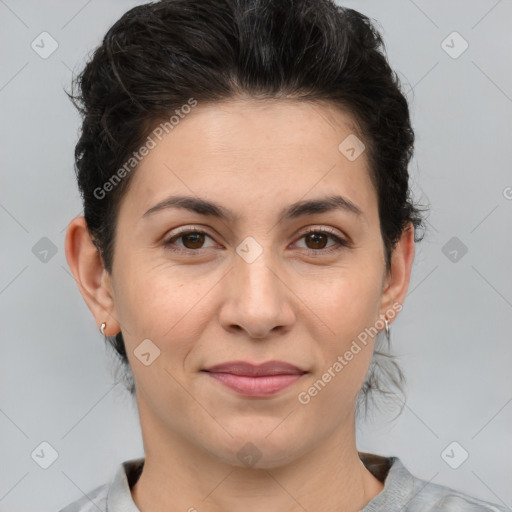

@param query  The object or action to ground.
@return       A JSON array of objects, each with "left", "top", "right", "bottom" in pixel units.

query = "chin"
[{"left": 202, "top": 424, "right": 312, "bottom": 470}]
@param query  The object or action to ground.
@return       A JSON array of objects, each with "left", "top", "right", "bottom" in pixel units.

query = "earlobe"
[
  {"left": 64, "top": 216, "right": 120, "bottom": 335},
  {"left": 379, "top": 223, "right": 415, "bottom": 325}
]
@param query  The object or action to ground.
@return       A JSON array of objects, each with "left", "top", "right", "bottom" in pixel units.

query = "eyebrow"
[{"left": 141, "top": 194, "right": 363, "bottom": 223}]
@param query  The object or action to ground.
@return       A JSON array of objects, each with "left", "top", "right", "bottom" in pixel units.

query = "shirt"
[{"left": 58, "top": 452, "right": 508, "bottom": 511}]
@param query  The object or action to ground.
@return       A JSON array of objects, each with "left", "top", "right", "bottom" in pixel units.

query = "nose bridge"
[
  {"left": 221, "top": 235, "right": 294, "bottom": 338},
  {"left": 236, "top": 236, "right": 282, "bottom": 307}
]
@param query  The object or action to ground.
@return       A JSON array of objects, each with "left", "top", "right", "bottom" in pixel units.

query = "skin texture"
[{"left": 66, "top": 98, "right": 415, "bottom": 512}]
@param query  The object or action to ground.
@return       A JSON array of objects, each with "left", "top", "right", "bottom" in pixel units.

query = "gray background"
[{"left": 1, "top": 1, "right": 511, "bottom": 510}]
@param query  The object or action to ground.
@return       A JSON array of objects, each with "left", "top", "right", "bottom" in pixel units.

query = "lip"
[
  {"left": 202, "top": 360, "right": 307, "bottom": 397},
  {"left": 204, "top": 360, "right": 306, "bottom": 376}
]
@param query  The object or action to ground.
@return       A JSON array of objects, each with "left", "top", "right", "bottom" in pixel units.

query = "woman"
[{"left": 61, "top": 0, "right": 506, "bottom": 510}]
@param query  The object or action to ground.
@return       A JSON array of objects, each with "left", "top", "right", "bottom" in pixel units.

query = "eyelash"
[{"left": 163, "top": 226, "right": 349, "bottom": 256}]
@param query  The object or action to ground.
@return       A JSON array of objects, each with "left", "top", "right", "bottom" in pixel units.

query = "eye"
[
  {"left": 164, "top": 227, "right": 217, "bottom": 253},
  {"left": 163, "top": 226, "right": 350, "bottom": 256},
  {"left": 294, "top": 227, "right": 349, "bottom": 255}
]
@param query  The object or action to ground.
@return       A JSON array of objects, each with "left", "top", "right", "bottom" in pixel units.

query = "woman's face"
[{"left": 86, "top": 99, "right": 412, "bottom": 467}]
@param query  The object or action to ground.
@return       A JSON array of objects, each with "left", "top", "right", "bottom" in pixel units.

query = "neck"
[{"left": 131, "top": 401, "right": 384, "bottom": 512}]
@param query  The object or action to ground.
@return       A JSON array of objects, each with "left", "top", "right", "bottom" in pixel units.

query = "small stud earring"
[
  {"left": 100, "top": 322, "right": 107, "bottom": 335},
  {"left": 384, "top": 318, "right": 391, "bottom": 344}
]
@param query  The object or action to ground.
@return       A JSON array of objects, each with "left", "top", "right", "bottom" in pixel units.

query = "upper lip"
[{"left": 203, "top": 360, "right": 307, "bottom": 376}]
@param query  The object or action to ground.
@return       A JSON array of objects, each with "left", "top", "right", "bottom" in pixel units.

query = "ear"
[
  {"left": 379, "top": 222, "right": 415, "bottom": 325},
  {"left": 65, "top": 216, "right": 120, "bottom": 336}
]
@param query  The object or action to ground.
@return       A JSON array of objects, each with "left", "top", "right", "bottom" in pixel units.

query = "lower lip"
[{"left": 205, "top": 372, "right": 304, "bottom": 397}]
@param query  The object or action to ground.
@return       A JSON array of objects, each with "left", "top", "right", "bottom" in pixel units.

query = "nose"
[{"left": 218, "top": 249, "right": 296, "bottom": 339}]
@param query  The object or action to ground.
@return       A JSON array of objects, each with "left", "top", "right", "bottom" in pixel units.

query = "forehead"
[{"left": 119, "top": 98, "right": 377, "bottom": 222}]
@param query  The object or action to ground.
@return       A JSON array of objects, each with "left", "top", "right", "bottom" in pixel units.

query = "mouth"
[{"left": 201, "top": 360, "right": 308, "bottom": 397}]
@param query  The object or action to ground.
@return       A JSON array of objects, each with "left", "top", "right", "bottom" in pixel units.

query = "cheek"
[
  {"left": 113, "top": 256, "right": 216, "bottom": 356},
  {"left": 298, "top": 260, "right": 384, "bottom": 402},
  {"left": 305, "top": 262, "right": 383, "bottom": 339},
  {"left": 295, "top": 274, "right": 382, "bottom": 413}
]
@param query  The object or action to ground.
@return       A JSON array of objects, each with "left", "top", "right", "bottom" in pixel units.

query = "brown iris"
[
  {"left": 304, "top": 232, "right": 328, "bottom": 250},
  {"left": 181, "top": 232, "right": 206, "bottom": 249}
]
